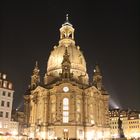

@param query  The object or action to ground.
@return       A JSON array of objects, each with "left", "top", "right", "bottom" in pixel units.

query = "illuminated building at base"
[
  {"left": 110, "top": 108, "right": 140, "bottom": 139},
  {"left": 0, "top": 73, "right": 18, "bottom": 136},
  {"left": 24, "top": 15, "right": 110, "bottom": 140}
]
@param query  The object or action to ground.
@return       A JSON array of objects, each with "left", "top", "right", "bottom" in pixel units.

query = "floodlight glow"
[{"left": 110, "top": 98, "right": 120, "bottom": 109}]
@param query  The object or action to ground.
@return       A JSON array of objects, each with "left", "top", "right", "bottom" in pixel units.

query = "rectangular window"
[
  {"left": 63, "top": 111, "right": 69, "bottom": 123},
  {"left": 5, "top": 112, "right": 9, "bottom": 118},
  {"left": 7, "top": 102, "right": 10, "bottom": 107},
  {"left": 1, "top": 101, "right": 4, "bottom": 106},
  {"left": 63, "top": 98, "right": 69, "bottom": 123},
  {"left": 0, "top": 111, "right": 3, "bottom": 117},
  {"left": 2, "top": 91, "right": 6, "bottom": 96},
  {"left": 2, "top": 74, "right": 6, "bottom": 79},
  {"left": 8, "top": 92, "right": 11, "bottom": 97}
]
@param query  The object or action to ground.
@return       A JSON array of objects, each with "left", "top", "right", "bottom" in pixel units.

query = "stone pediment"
[
  {"left": 49, "top": 82, "right": 83, "bottom": 95},
  {"left": 31, "top": 85, "right": 48, "bottom": 94}
]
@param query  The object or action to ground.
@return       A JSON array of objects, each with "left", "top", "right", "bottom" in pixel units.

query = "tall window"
[
  {"left": 8, "top": 83, "right": 12, "bottom": 89},
  {"left": 1, "top": 101, "right": 4, "bottom": 107},
  {"left": 3, "top": 81, "right": 7, "bottom": 88},
  {"left": 7, "top": 102, "right": 10, "bottom": 107},
  {"left": 2, "top": 91, "right": 6, "bottom": 96},
  {"left": 5, "top": 112, "right": 9, "bottom": 118},
  {"left": 8, "top": 92, "right": 11, "bottom": 97},
  {"left": 63, "top": 98, "right": 69, "bottom": 123},
  {"left": 0, "top": 111, "right": 3, "bottom": 117}
]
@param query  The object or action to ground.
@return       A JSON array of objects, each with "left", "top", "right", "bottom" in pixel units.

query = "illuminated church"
[{"left": 24, "top": 15, "right": 110, "bottom": 140}]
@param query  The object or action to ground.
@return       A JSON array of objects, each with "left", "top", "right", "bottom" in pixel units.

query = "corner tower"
[{"left": 31, "top": 61, "right": 40, "bottom": 89}]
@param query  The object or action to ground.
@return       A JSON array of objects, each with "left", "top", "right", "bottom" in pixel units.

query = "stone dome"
[
  {"left": 45, "top": 15, "right": 88, "bottom": 84},
  {"left": 47, "top": 44, "right": 87, "bottom": 75}
]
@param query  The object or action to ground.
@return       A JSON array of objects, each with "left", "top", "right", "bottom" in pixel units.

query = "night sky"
[{"left": 0, "top": 0, "right": 140, "bottom": 110}]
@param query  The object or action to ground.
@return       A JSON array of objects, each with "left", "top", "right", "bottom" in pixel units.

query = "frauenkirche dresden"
[{"left": 24, "top": 15, "right": 110, "bottom": 140}]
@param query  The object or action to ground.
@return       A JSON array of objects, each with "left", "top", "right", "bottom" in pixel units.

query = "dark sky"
[{"left": 0, "top": 0, "right": 140, "bottom": 110}]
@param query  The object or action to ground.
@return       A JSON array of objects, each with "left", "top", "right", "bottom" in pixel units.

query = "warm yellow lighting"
[
  {"left": 12, "top": 130, "right": 18, "bottom": 136},
  {"left": 131, "top": 132, "right": 140, "bottom": 138},
  {"left": 2, "top": 74, "right": 6, "bottom": 79},
  {"left": 3, "top": 81, "right": 7, "bottom": 88},
  {"left": 40, "top": 131, "right": 46, "bottom": 139},
  {"left": 112, "top": 133, "right": 119, "bottom": 138},
  {"left": 86, "top": 131, "right": 94, "bottom": 140},
  {"left": 48, "top": 129, "right": 54, "bottom": 139},
  {"left": 97, "top": 131, "right": 103, "bottom": 139},
  {"left": 8, "top": 83, "right": 12, "bottom": 89},
  {"left": 29, "top": 132, "right": 34, "bottom": 138},
  {"left": 91, "top": 120, "right": 95, "bottom": 125},
  {"left": 63, "top": 86, "right": 69, "bottom": 92},
  {"left": 77, "top": 129, "right": 84, "bottom": 139}
]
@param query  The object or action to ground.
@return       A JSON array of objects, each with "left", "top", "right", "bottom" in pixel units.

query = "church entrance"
[{"left": 63, "top": 128, "right": 68, "bottom": 139}]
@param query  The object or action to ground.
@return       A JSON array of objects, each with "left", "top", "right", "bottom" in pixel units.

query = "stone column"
[{"left": 84, "top": 95, "right": 88, "bottom": 124}]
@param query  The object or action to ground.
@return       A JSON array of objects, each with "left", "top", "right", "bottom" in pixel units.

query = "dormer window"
[
  {"left": 3, "top": 81, "right": 7, "bottom": 88},
  {"left": 8, "top": 83, "right": 12, "bottom": 89}
]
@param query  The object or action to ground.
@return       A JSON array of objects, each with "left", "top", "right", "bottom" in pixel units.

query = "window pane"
[
  {"left": 63, "top": 111, "right": 68, "bottom": 116},
  {"left": 63, "top": 98, "right": 69, "bottom": 105},
  {"left": 8, "top": 92, "right": 11, "bottom": 97},
  {"left": 3, "top": 81, "right": 7, "bottom": 88},
  {"left": 63, "top": 105, "right": 68, "bottom": 110},
  {"left": 8, "top": 83, "right": 12, "bottom": 89},
  {"left": 63, "top": 98, "right": 69, "bottom": 123},
  {"left": 2, "top": 91, "right": 6, "bottom": 96},
  {"left": 0, "top": 111, "right": 3, "bottom": 117},
  {"left": 1, "top": 101, "right": 4, "bottom": 106},
  {"left": 63, "top": 111, "right": 69, "bottom": 123},
  {"left": 63, "top": 117, "right": 69, "bottom": 123},
  {"left": 7, "top": 102, "right": 10, "bottom": 107},
  {"left": 6, "top": 112, "right": 9, "bottom": 118}
]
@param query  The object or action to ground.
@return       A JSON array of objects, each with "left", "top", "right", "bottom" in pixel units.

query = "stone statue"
[{"left": 118, "top": 117, "right": 125, "bottom": 138}]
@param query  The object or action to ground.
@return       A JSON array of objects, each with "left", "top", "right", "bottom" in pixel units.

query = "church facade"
[{"left": 24, "top": 16, "right": 110, "bottom": 140}]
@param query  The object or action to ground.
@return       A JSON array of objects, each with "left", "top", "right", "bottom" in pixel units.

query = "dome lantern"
[{"left": 59, "top": 14, "right": 75, "bottom": 46}]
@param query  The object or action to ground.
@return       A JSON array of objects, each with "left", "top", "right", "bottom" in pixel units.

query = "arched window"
[
  {"left": 63, "top": 98, "right": 69, "bottom": 123},
  {"left": 68, "top": 32, "right": 72, "bottom": 38}
]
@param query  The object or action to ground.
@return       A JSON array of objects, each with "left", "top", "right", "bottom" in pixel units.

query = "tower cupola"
[
  {"left": 31, "top": 61, "right": 40, "bottom": 89},
  {"left": 93, "top": 64, "right": 103, "bottom": 90},
  {"left": 59, "top": 14, "right": 75, "bottom": 46}
]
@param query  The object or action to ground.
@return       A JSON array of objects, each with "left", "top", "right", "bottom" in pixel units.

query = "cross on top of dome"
[
  {"left": 62, "top": 14, "right": 73, "bottom": 27},
  {"left": 66, "top": 14, "right": 68, "bottom": 21}
]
